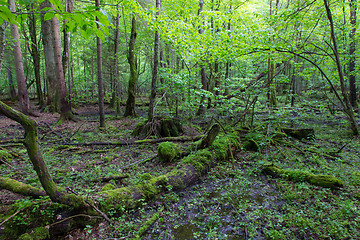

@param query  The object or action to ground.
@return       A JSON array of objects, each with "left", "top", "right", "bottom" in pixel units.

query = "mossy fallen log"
[
  {"left": 282, "top": 127, "right": 315, "bottom": 140},
  {"left": 98, "top": 125, "right": 241, "bottom": 212},
  {"left": 158, "top": 142, "right": 181, "bottom": 162},
  {"left": 262, "top": 163, "right": 343, "bottom": 189},
  {"left": 0, "top": 177, "right": 46, "bottom": 198}
]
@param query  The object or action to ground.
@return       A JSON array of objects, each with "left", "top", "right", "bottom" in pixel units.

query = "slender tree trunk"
[
  {"left": 0, "top": 22, "right": 8, "bottom": 74},
  {"left": 148, "top": 0, "right": 161, "bottom": 122},
  {"left": 124, "top": 15, "right": 138, "bottom": 117},
  {"left": 323, "top": 0, "right": 358, "bottom": 135},
  {"left": 268, "top": 0, "right": 278, "bottom": 108},
  {"left": 197, "top": 0, "right": 208, "bottom": 116},
  {"left": 96, "top": 0, "right": 105, "bottom": 127},
  {"left": 9, "top": 0, "right": 30, "bottom": 114},
  {"left": 28, "top": 9, "right": 44, "bottom": 107},
  {"left": 7, "top": 68, "right": 16, "bottom": 100},
  {"left": 349, "top": 0, "right": 357, "bottom": 107},
  {"left": 63, "top": 0, "right": 73, "bottom": 107},
  {"left": 114, "top": 10, "right": 120, "bottom": 100}
]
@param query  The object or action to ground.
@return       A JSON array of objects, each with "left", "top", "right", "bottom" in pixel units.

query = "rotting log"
[
  {"left": 0, "top": 177, "right": 46, "bottom": 198},
  {"left": 0, "top": 100, "right": 86, "bottom": 209},
  {"left": 262, "top": 163, "right": 343, "bottom": 189},
  {"left": 98, "top": 124, "right": 241, "bottom": 212},
  {"left": 64, "top": 135, "right": 204, "bottom": 146},
  {"left": 282, "top": 127, "right": 315, "bottom": 140}
]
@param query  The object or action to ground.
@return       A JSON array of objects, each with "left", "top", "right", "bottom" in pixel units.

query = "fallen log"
[
  {"left": 64, "top": 135, "right": 204, "bottom": 146},
  {"left": 0, "top": 177, "right": 46, "bottom": 198},
  {"left": 262, "top": 163, "right": 343, "bottom": 189},
  {"left": 98, "top": 124, "right": 241, "bottom": 212}
]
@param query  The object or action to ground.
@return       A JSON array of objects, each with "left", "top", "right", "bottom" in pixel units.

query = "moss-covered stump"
[
  {"left": 0, "top": 177, "right": 46, "bottom": 198},
  {"left": 262, "top": 163, "right": 343, "bottom": 189},
  {"left": 282, "top": 127, "right": 315, "bottom": 140},
  {"left": 98, "top": 132, "right": 241, "bottom": 212},
  {"left": 158, "top": 142, "right": 181, "bottom": 162},
  {"left": 132, "top": 117, "right": 182, "bottom": 138}
]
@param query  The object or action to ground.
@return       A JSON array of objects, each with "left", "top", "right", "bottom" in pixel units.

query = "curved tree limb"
[{"left": 0, "top": 100, "right": 86, "bottom": 209}]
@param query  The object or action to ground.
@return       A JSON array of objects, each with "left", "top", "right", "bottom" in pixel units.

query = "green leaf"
[{"left": 44, "top": 12, "right": 55, "bottom": 21}]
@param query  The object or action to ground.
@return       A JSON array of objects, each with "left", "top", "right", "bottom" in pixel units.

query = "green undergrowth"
[{"left": 1, "top": 103, "right": 360, "bottom": 239}]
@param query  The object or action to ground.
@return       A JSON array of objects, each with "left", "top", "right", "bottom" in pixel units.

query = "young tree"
[
  {"left": 196, "top": 0, "right": 208, "bottom": 115},
  {"left": 349, "top": 0, "right": 357, "bottom": 107},
  {"left": 148, "top": 0, "right": 161, "bottom": 122},
  {"left": 124, "top": 15, "right": 138, "bottom": 117},
  {"left": 9, "top": 0, "right": 30, "bottom": 114},
  {"left": 96, "top": 0, "right": 105, "bottom": 127},
  {"left": 28, "top": 7, "right": 44, "bottom": 107},
  {"left": 323, "top": 0, "right": 358, "bottom": 135}
]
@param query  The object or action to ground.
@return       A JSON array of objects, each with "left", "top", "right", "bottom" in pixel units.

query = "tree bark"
[
  {"left": 41, "top": 0, "right": 73, "bottom": 120},
  {"left": 349, "top": 0, "right": 357, "bottom": 107},
  {"left": 124, "top": 15, "right": 138, "bottom": 117},
  {"left": 96, "top": 0, "right": 105, "bottom": 127},
  {"left": 7, "top": 68, "right": 16, "bottom": 100},
  {"left": 9, "top": 0, "right": 30, "bottom": 114},
  {"left": 0, "top": 22, "right": 8, "bottom": 74},
  {"left": 0, "top": 101, "right": 86, "bottom": 209},
  {"left": 148, "top": 0, "right": 161, "bottom": 122},
  {"left": 40, "top": 1, "right": 58, "bottom": 111},
  {"left": 28, "top": 8, "right": 44, "bottom": 107}
]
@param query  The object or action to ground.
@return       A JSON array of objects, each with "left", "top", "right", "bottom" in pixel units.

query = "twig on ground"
[
  {"left": 66, "top": 187, "right": 112, "bottom": 224},
  {"left": 0, "top": 210, "right": 21, "bottom": 226}
]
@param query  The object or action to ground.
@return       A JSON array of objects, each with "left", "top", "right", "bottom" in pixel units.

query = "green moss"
[
  {"left": 100, "top": 187, "right": 136, "bottom": 211},
  {"left": 262, "top": 163, "right": 344, "bottom": 189},
  {"left": 18, "top": 233, "right": 33, "bottom": 240},
  {"left": 101, "top": 183, "right": 116, "bottom": 192},
  {"left": 158, "top": 142, "right": 180, "bottom": 162},
  {"left": 141, "top": 173, "right": 153, "bottom": 181},
  {"left": 31, "top": 227, "right": 50, "bottom": 240},
  {"left": 182, "top": 149, "right": 212, "bottom": 174},
  {"left": 137, "top": 212, "right": 159, "bottom": 237},
  {"left": 211, "top": 134, "right": 241, "bottom": 159}
]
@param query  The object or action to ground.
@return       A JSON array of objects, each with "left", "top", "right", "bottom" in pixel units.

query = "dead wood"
[
  {"left": 0, "top": 177, "right": 46, "bottom": 198},
  {"left": 89, "top": 174, "right": 130, "bottom": 182},
  {"left": 64, "top": 135, "right": 203, "bottom": 146}
]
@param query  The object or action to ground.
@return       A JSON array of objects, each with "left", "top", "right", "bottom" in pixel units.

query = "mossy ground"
[{"left": 0, "top": 100, "right": 360, "bottom": 239}]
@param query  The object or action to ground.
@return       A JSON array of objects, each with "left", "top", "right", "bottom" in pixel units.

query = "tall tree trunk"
[
  {"left": 0, "top": 22, "right": 8, "bottom": 74},
  {"left": 40, "top": 1, "right": 59, "bottom": 111},
  {"left": 9, "top": 0, "right": 30, "bottom": 114},
  {"left": 96, "top": 0, "right": 105, "bottom": 127},
  {"left": 197, "top": 0, "right": 208, "bottom": 116},
  {"left": 268, "top": 0, "right": 278, "bottom": 108},
  {"left": 323, "top": 0, "right": 358, "bottom": 135},
  {"left": 148, "top": 0, "right": 161, "bottom": 122},
  {"left": 28, "top": 8, "right": 44, "bottom": 107},
  {"left": 349, "top": 0, "right": 357, "bottom": 107},
  {"left": 41, "top": 0, "right": 73, "bottom": 120},
  {"left": 62, "top": 0, "right": 73, "bottom": 107},
  {"left": 7, "top": 68, "right": 16, "bottom": 100},
  {"left": 124, "top": 15, "right": 138, "bottom": 117}
]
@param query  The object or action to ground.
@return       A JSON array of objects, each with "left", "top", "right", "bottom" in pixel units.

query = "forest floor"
[{"left": 0, "top": 99, "right": 360, "bottom": 239}]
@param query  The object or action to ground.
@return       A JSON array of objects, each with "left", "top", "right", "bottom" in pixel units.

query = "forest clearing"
[{"left": 0, "top": 0, "right": 360, "bottom": 239}]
